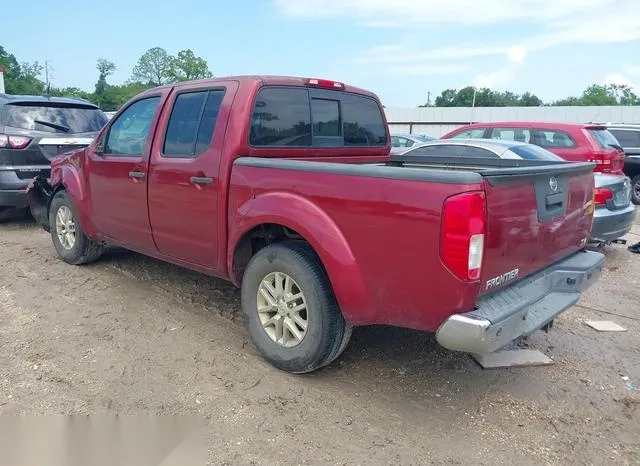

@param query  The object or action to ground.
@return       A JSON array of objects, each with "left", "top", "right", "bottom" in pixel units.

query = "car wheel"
[
  {"left": 241, "top": 240, "right": 350, "bottom": 374},
  {"left": 631, "top": 175, "right": 640, "bottom": 205},
  {"left": 49, "top": 191, "right": 103, "bottom": 265}
]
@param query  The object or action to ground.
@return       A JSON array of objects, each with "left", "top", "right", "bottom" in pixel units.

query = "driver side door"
[{"left": 87, "top": 93, "right": 166, "bottom": 251}]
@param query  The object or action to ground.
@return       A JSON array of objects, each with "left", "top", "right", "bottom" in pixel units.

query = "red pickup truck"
[{"left": 27, "top": 76, "right": 605, "bottom": 374}]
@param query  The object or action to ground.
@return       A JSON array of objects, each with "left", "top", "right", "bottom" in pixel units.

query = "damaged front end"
[{"left": 26, "top": 175, "right": 55, "bottom": 232}]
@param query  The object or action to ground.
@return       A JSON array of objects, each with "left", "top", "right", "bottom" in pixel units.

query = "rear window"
[
  {"left": 587, "top": 128, "right": 620, "bottom": 150},
  {"left": 249, "top": 87, "right": 387, "bottom": 147},
  {"left": 508, "top": 144, "right": 565, "bottom": 161},
  {"left": 608, "top": 129, "right": 640, "bottom": 148},
  {"left": 2, "top": 103, "right": 108, "bottom": 134}
]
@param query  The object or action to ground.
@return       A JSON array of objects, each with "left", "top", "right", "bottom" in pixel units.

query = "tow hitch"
[{"left": 26, "top": 175, "right": 54, "bottom": 232}]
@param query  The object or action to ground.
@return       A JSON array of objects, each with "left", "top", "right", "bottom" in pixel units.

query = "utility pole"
[
  {"left": 427, "top": 91, "right": 431, "bottom": 106},
  {"left": 44, "top": 61, "right": 50, "bottom": 97},
  {"left": 470, "top": 87, "right": 477, "bottom": 123}
]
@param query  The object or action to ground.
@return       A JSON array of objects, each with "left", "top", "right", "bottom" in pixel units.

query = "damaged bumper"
[{"left": 26, "top": 175, "right": 54, "bottom": 232}]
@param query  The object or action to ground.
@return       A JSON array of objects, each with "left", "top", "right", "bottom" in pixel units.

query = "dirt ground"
[{"left": 1, "top": 216, "right": 639, "bottom": 465}]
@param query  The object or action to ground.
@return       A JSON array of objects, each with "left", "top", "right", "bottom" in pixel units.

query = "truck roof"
[
  {"left": 138, "top": 75, "right": 380, "bottom": 100},
  {"left": 0, "top": 93, "right": 99, "bottom": 108}
]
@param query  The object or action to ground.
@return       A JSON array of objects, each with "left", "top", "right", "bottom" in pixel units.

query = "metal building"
[{"left": 385, "top": 106, "right": 640, "bottom": 138}]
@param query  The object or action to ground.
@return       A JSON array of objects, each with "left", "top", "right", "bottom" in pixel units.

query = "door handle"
[
  {"left": 129, "top": 171, "right": 145, "bottom": 179},
  {"left": 190, "top": 176, "right": 213, "bottom": 185}
]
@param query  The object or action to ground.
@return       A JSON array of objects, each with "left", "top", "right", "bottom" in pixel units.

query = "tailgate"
[{"left": 479, "top": 162, "right": 595, "bottom": 295}]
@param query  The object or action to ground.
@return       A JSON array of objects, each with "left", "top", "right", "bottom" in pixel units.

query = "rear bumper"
[
  {"left": 0, "top": 189, "right": 28, "bottom": 209},
  {"left": 26, "top": 175, "right": 54, "bottom": 232},
  {"left": 0, "top": 166, "right": 50, "bottom": 208},
  {"left": 435, "top": 250, "right": 605, "bottom": 354},
  {"left": 590, "top": 204, "right": 636, "bottom": 243}
]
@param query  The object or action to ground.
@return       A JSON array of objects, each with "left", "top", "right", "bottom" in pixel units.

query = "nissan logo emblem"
[{"left": 549, "top": 176, "right": 558, "bottom": 192}]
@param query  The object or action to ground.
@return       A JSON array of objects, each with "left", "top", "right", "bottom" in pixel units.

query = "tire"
[
  {"left": 49, "top": 191, "right": 103, "bottom": 265},
  {"left": 631, "top": 174, "right": 640, "bottom": 206},
  {"left": 241, "top": 240, "right": 350, "bottom": 374}
]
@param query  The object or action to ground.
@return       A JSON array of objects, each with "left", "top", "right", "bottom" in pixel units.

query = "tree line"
[
  {"left": 2, "top": 44, "right": 639, "bottom": 110},
  {"left": 422, "top": 83, "right": 640, "bottom": 107},
  {"left": 0, "top": 45, "right": 212, "bottom": 111}
]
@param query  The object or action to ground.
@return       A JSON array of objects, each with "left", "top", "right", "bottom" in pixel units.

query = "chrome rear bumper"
[{"left": 435, "top": 250, "right": 605, "bottom": 354}]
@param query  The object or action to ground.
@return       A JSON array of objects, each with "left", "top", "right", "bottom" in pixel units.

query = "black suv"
[
  {"left": 0, "top": 94, "right": 108, "bottom": 220},
  {"left": 604, "top": 124, "right": 640, "bottom": 204}
]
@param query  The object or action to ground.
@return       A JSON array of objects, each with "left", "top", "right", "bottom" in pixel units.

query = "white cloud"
[
  {"left": 273, "top": 0, "right": 617, "bottom": 27},
  {"left": 473, "top": 46, "right": 527, "bottom": 88},
  {"left": 624, "top": 64, "right": 640, "bottom": 77},
  {"left": 603, "top": 73, "right": 639, "bottom": 92}
]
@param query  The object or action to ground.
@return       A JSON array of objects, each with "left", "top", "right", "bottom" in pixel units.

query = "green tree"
[
  {"left": 131, "top": 47, "right": 175, "bottom": 86},
  {"left": 432, "top": 87, "right": 544, "bottom": 107},
  {"left": 551, "top": 84, "right": 640, "bottom": 106},
  {"left": 169, "top": 49, "right": 212, "bottom": 81},
  {"left": 95, "top": 58, "right": 116, "bottom": 95}
]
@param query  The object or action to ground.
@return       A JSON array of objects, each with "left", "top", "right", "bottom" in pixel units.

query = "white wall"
[{"left": 385, "top": 105, "right": 640, "bottom": 138}]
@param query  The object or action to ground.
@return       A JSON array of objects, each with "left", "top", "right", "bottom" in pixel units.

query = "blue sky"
[{"left": 4, "top": 0, "right": 640, "bottom": 106}]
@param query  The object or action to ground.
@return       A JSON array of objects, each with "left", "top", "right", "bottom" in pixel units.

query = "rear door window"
[
  {"left": 162, "top": 89, "right": 225, "bottom": 157},
  {"left": 587, "top": 128, "right": 620, "bottom": 150},
  {"left": 530, "top": 129, "right": 577, "bottom": 148},
  {"left": 249, "top": 87, "right": 387, "bottom": 147},
  {"left": 489, "top": 127, "right": 531, "bottom": 143},
  {"left": 608, "top": 129, "right": 640, "bottom": 148},
  {"left": 2, "top": 103, "right": 108, "bottom": 134}
]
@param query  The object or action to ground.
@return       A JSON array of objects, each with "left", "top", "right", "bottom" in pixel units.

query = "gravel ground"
[{"left": 1, "top": 215, "right": 639, "bottom": 465}]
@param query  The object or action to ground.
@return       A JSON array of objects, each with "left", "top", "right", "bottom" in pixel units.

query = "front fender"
[
  {"left": 50, "top": 163, "right": 97, "bottom": 238},
  {"left": 229, "top": 191, "right": 374, "bottom": 325}
]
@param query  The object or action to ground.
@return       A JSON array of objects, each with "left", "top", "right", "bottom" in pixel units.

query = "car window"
[
  {"left": 249, "top": 87, "right": 387, "bottom": 147},
  {"left": 489, "top": 127, "right": 531, "bottom": 143},
  {"left": 104, "top": 97, "right": 161, "bottom": 156},
  {"left": 508, "top": 144, "right": 565, "bottom": 161},
  {"left": 587, "top": 128, "right": 620, "bottom": 150},
  {"left": 2, "top": 103, "right": 108, "bottom": 134},
  {"left": 163, "top": 89, "right": 225, "bottom": 157},
  {"left": 608, "top": 129, "right": 640, "bottom": 148},
  {"left": 341, "top": 93, "right": 387, "bottom": 146},
  {"left": 450, "top": 128, "right": 486, "bottom": 139},
  {"left": 530, "top": 129, "right": 577, "bottom": 148},
  {"left": 250, "top": 88, "right": 311, "bottom": 147},
  {"left": 391, "top": 136, "right": 400, "bottom": 147}
]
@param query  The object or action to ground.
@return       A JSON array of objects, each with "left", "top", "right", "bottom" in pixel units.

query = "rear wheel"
[
  {"left": 631, "top": 175, "right": 640, "bottom": 205},
  {"left": 49, "top": 191, "right": 103, "bottom": 265},
  {"left": 241, "top": 241, "right": 351, "bottom": 373}
]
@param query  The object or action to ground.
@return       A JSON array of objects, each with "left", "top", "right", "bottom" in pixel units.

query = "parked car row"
[
  {"left": 20, "top": 76, "right": 606, "bottom": 374},
  {"left": 391, "top": 120, "right": 638, "bottom": 249}
]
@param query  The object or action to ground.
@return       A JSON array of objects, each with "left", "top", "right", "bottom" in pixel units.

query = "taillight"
[
  {"left": 304, "top": 78, "right": 345, "bottom": 90},
  {"left": 0, "top": 134, "right": 32, "bottom": 149},
  {"left": 594, "top": 187, "right": 613, "bottom": 205},
  {"left": 441, "top": 191, "right": 486, "bottom": 281},
  {"left": 589, "top": 151, "right": 624, "bottom": 174}
]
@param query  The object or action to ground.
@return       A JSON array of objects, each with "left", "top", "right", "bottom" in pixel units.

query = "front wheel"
[
  {"left": 631, "top": 175, "right": 640, "bottom": 206},
  {"left": 241, "top": 241, "right": 351, "bottom": 374},
  {"left": 49, "top": 191, "right": 103, "bottom": 265}
]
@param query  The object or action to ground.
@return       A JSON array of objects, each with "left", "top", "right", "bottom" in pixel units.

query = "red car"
[
  {"left": 441, "top": 122, "right": 626, "bottom": 175},
  {"left": 27, "top": 76, "right": 604, "bottom": 373}
]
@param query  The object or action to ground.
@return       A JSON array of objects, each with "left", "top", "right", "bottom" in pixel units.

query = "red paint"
[
  {"left": 46, "top": 76, "right": 595, "bottom": 334},
  {"left": 441, "top": 121, "right": 625, "bottom": 175}
]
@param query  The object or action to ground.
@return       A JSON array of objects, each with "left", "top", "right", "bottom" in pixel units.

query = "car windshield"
[
  {"left": 2, "top": 103, "right": 108, "bottom": 134},
  {"left": 508, "top": 144, "right": 565, "bottom": 161}
]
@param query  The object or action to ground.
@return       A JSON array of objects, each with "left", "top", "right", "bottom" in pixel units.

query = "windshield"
[
  {"left": 587, "top": 128, "right": 621, "bottom": 150},
  {"left": 508, "top": 144, "right": 565, "bottom": 161},
  {"left": 2, "top": 104, "right": 108, "bottom": 134}
]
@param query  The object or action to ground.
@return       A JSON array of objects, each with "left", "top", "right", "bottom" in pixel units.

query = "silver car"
[
  {"left": 390, "top": 133, "right": 434, "bottom": 155},
  {"left": 399, "top": 138, "right": 636, "bottom": 249}
]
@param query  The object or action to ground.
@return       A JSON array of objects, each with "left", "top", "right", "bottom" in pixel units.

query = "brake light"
[
  {"left": 589, "top": 151, "right": 624, "bottom": 174},
  {"left": 304, "top": 78, "right": 345, "bottom": 90},
  {"left": 0, "top": 134, "right": 32, "bottom": 149},
  {"left": 441, "top": 191, "right": 486, "bottom": 281},
  {"left": 594, "top": 187, "right": 613, "bottom": 205}
]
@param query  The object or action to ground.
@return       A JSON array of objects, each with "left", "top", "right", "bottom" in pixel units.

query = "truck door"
[
  {"left": 87, "top": 93, "right": 166, "bottom": 251},
  {"left": 147, "top": 81, "right": 238, "bottom": 270}
]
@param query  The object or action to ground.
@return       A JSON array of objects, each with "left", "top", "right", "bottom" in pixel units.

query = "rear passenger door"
[
  {"left": 531, "top": 128, "right": 581, "bottom": 162},
  {"left": 147, "top": 81, "right": 238, "bottom": 270}
]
